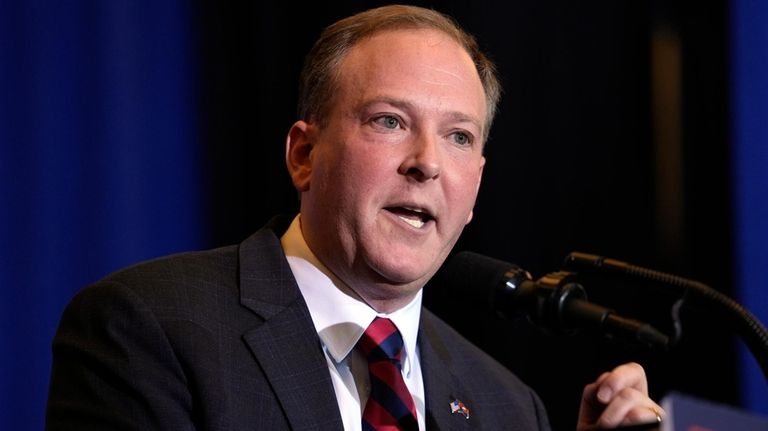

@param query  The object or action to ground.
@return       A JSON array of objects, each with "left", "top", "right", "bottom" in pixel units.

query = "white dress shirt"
[{"left": 281, "top": 215, "right": 426, "bottom": 431}]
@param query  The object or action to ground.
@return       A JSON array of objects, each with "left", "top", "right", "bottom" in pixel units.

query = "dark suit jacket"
[{"left": 47, "top": 219, "right": 551, "bottom": 430}]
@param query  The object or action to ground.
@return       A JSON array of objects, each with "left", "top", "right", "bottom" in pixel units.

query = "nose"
[{"left": 398, "top": 133, "right": 441, "bottom": 181}]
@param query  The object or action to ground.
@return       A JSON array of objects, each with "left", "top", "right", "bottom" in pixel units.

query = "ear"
[
  {"left": 465, "top": 156, "right": 486, "bottom": 224},
  {"left": 285, "top": 120, "right": 315, "bottom": 192}
]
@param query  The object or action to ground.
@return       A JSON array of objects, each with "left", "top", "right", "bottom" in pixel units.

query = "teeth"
[
  {"left": 398, "top": 215, "right": 425, "bottom": 228},
  {"left": 403, "top": 207, "right": 424, "bottom": 213}
]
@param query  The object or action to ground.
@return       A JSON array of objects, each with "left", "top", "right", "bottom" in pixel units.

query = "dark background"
[
  {"left": 4, "top": 1, "right": 765, "bottom": 430},
  {"left": 198, "top": 1, "right": 735, "bottom": 429}
]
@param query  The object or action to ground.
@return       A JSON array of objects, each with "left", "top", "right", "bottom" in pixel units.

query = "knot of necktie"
[{"left": 358, "top": 317, "right": 404, "bottom": 366}]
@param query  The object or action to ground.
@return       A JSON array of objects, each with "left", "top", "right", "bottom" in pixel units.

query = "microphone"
[{"left": 433, "top": 251, "right": 670, "bottom": 349}]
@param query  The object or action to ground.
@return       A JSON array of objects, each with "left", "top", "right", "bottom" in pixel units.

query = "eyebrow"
[{"left": 358, "top": 96, "right": 484, "bottom": 134}]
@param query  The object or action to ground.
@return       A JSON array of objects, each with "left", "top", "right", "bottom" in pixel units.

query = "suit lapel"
[
  {"left": 238, "top": 225, "right": 344, "bottom": 431},
  {"left": 419, "top": 312, "right": 473, "bottom": 431}
]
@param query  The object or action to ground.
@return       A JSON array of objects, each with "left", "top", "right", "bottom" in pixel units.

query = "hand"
[{"left": 576, "top": 362, "right": 664, "bottom": 430}]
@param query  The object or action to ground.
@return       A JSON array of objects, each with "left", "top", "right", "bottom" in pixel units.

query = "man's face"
[{"left": 287, "top": 28, "right": 487, "bottom": 311}]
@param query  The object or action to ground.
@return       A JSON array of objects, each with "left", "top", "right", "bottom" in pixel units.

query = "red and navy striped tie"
[{"left": 358, "top": 317, "right": 418, "bottom": 431}]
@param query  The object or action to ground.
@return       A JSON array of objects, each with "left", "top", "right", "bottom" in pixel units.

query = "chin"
[{"left": 369, "top": 254, "right": 438, "bottom": 287}]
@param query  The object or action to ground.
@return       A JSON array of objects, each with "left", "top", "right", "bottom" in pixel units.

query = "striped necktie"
[{"left": 358, "top": 317, "right": 418, "bottom": 431}]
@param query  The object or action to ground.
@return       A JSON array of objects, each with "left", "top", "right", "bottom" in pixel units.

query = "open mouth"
[{"left": 384, "top": 206, "right": 435, "bottom": 229}]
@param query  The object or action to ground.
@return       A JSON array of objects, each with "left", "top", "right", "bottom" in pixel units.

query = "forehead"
[{"left": 334, "top": 28, "right": 487, "bottom": 125}]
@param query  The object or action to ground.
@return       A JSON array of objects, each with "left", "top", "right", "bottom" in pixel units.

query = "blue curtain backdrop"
[
  {"left": 2, "top": 1, "right": 768, "bottom": 429},
  {"left": 0, "top": 1, "right": 203, "bottom": 429},
  {"left": 731, "top": 0, "right": 768, "bottom": 415}
]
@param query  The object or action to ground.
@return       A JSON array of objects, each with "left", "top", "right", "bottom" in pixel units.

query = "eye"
[
  {"left": 373, "top": 115, "right": 401, "bottom": 130},
  {"left": 451, "top": 131, "right": 473, "bottom": 146}
]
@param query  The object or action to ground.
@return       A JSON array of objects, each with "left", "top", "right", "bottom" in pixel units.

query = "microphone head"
[
  {"left": 430, "top": 251, "right": 672, "bottom": 349},
  {"left": 431, "top": 251, "right": 532, "bottom": 320}
]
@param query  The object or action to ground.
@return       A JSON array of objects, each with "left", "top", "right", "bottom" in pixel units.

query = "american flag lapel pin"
[{"left": 450, "top": 399, "right": 470, "bottom": 419}]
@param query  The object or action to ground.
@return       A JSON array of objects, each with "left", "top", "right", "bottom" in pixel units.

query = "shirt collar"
[{"left": 280, "top": 215, "right": 422, "bottom": 374}]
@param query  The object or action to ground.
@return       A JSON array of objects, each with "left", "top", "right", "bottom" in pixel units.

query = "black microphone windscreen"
[{"left": 432, "top": 251, "right": 520, "bottom": 312}]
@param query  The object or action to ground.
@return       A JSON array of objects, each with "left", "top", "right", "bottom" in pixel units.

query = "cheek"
[
  {"left": 447, "top": 163, "right": 482, "bottom": 207},
  {"left": 345, "top": 147, "right": 396, "bottom": 189},
  {"left": 316, "top": 147, "right": 392, "bottom": 220}
]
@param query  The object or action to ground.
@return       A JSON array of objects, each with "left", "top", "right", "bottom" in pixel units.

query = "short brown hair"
[{"left": 297, "top": 4, "right": 501, "bottom": 141}]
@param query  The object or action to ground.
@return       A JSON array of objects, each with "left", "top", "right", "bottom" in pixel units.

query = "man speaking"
[{"left": 47, "top": 5, "right": 663, "bottom": 430}]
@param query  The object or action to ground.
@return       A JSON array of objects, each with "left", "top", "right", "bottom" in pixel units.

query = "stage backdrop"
[
  {"left": 731, "top": 0, "right": 768, "bottom": 414},
  {"left": 0, "top": 1, "right": 204, "bottom": 429},
  {"left": 1, "top": 1, "right": 766, "bottom": 430}
]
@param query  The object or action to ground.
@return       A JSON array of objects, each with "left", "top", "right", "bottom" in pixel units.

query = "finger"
[
  {"left": 595, "top": 387, "right": 664, "bottom": 428},
  {"left": 578, "top": 369, "right": 628, "bottom": 428},
  {"left": 577, "top": 381, "right": 603, "bottom": 430},
  {"left": 595, "top": 362, "right": 647, "bottom": 404},
  {"left": 579, "top": 382, "right": 601, "bottom": 415}
]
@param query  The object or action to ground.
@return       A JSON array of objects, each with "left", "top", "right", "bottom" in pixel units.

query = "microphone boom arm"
[{"left": 565, "top": 252, "right": 768, "bottom": 381}]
